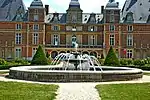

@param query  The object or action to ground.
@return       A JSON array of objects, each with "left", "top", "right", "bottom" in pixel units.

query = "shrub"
[
  {"left": 104, "top": 46, "right": 120, "bottom": 66},
  {"left": 133, "top": 59, "right": 145, "bottom": 66},
  {"left": 31, "top": 45, "right": 48, "bottom": 65},
  {"left": 14, "top": 58, "right": 29, "bottom": 65},
  {"left": 0, "top": 58, "right": 7, "bottom": 65},
  {"left": 46, "top": 52, "right": 50, "bottom": 58},
  {"left": 120, "top": 59, "right": 128, "bottom": 66}
]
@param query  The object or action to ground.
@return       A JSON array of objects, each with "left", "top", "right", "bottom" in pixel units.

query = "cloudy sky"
[{"left": 24, "top": 0, "right": 126, "bottom": 13}]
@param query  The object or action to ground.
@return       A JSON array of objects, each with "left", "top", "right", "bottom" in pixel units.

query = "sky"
[{"left": 24, "top": 0, "right": 126, "bottom": 13}]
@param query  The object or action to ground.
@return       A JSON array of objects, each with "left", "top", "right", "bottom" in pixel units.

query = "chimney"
[
  {"left": 45, "top": 5, "right": 49, "bottom": 15},
  {"left": 101, "top": 6, "right": 104, "bottom": 14}
]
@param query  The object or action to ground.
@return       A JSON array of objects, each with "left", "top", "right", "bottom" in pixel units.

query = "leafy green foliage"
[
  {"left": 104, "top": 47, "right": 120, "bottom": 66},
  {"left": 120, "top": 59, "right": 133, "bottom": 66},
  {"left": 0, "top": 58, "right": 7, "bottom": 65},
  {"left": 13, "top": 58, "right": 29, "bottom": 65},
  {"left": 31, "top": 45, "right": 48, "bottom": 65},
  {"left": 46, "top": 52, "right": 50, "bottom": 58},
  {"left": 133, "top": 59, "right": 145, "bottom": 66}
]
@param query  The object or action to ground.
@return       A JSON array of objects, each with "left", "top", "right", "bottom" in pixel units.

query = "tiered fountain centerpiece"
[{"left": 9, "top": 43, "right": 143, "bottom": 82}]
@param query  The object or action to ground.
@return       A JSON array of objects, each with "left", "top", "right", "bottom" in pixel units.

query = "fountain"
[{"left": 9, "top": 42, "right": 143, "bottom": 82}]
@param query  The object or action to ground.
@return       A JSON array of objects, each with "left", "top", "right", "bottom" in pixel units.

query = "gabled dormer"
[
  {"left": 87, "top": 13, "right": 96, "bottom": 24},
  {"left": 12, "top": 6, "right": 25, "bottom": 21},
  {"left": 50, "top": 13, "right": 60, "bottom": 23},
  {"left": 124, "top": 12, "right": 134, "bottom": 23}
]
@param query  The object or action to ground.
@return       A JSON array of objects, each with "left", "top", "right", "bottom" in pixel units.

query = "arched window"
[{"left": 51, "top": 51, "right": 58, "bottom": 59}]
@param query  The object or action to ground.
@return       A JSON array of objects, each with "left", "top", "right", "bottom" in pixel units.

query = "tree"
[
  {"left": 31, "top": 45, "right": 48, "bottom": 65},
  {"left": 104, "top": 46, "right": 120, "bottom": 66}
]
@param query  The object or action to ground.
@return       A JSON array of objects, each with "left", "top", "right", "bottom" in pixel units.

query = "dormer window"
[{"left": 125, "top": 12, "right": 134, "bottom": 23}]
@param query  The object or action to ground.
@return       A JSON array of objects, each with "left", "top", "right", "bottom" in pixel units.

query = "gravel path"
[{"left": 55, "top": 83, "right": 100, "bottom": 100}]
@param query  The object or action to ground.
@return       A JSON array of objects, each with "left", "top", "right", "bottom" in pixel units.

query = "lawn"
[
  {"left": 96, "top": 83, "right": 150, "bottom": 100},
  {"left": 143, "top": 72, "right": 150, "bottom": 76},
  {"left": 0, "top": 81, "right": 58, "bottom": 100}
]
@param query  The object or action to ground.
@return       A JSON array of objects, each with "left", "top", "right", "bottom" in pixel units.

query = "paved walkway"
[{"left": 0, "top": 72, "right": 150, "bottom": 100}]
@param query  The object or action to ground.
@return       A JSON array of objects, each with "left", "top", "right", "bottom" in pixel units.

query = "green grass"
[
  {"left": 0, "top": 81, "right": 58, "bottom": 100},
  {"left": 96, "top": 83, "right": 150, "bottom": 100},
  {"left": 0, "top": 71, "right": 8, "bottom": 74},
  {"left": 143, "top": 72, "right": 150, "bottom": 76}
]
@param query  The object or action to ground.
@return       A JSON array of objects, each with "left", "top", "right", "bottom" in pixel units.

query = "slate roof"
[
  {"left": 121, "top": 0, "right": 150, "bottom": 23},
  {"left": 0, "top": 0, "right": 26, "bottom": 21},
  {"left": 45, "top": 13, "right": 103, "bottom": 24}
]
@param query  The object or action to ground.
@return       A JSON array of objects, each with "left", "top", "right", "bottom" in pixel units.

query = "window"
[
  {"left": 34, "top": 9, "right": 38, "bottom": 14},
  {"left": 72, "top": 26, "right": 76, "bottom": 31},
  {"left": 32, "top": 48, "right": 37, "bottom": 57},
  {"left": 110, "top": 15, "right": 114, "bottom": 22},
  {"left": 109, "top": 34, "right": 115, "bottom": 46},
  {"left": 15, "top": 33, "right": 22, "bottom": 44},
  {"left": 127, "top": 34, "right": 133, "bottom": 46},
  {"left": 127, "top": 49, "right": 133, "bottom": 58},
  {"left": 15, "top": 48, "right": 21, "bottom": 58},
  {"left": 72, "top": 35, "right": 77, "bottom": 47},
  {"left": 33, "top": 24, "right": 39, "bottom": 30},
  {"left": 109, "top": 25, "right": 115, "bottom": 31},
  {"left": 33, "top": 33, "right": 38, "bottom": 45},
  {"left": 34, "top": 15, "right": 38, "bottom": 21},
  {"left": 90, "top": 35, "right": 95, "bottom": 45},
  {"left": 53, "top": 34, "right": 59, "bottom": 46},
  {"left": 16, "top": 24, "right": 22, "bottom": 30},
  {"left": 127, "top": 25, "right": 133, "bottom": 32},
  {"left": 88, "top": 26, "right": 97, "bottom": 32},
  {"left": 90, "top": 26, "right": 94, "bottom": 31},
  {"left": 53, "top": 26, "right": 59, "bottom": 31}
]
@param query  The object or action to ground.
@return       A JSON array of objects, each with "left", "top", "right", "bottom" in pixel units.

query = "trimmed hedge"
[
  {"left": 31, "top": 45, "right": 48, "bottom": 65},
  {"left": 104, "top": 46, "right": 120, "bottom": 66}
]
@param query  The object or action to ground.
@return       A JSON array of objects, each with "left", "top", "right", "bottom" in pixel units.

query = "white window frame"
[
  {"left": 109, "top": 25, "right": 115, "bottom": 32},
  {"left": 16, "top": 24, "right": 22, "bottom": 30},
  {"left": 53, "top": 34, "right": 59, "bottom": 46},
  {"left": 33, "top": 24, "right": 39, "bottom": 30},
  {"left": 90, "top": 35, "right": 96, "bottom": 45},
  {"left": 15, "top": 33, "right": 22, "bottom": 44},
  {"left": 127, "top": 25, "right": 133, "bottom": 32},
  {"left": 127, "top": 34, "right": 133, "bottom": 46},
  {"left": 72, "top": 26, "right": 76, "bottom": 31},
  {"left": 109, "top": 34, "right": 115, "bottom": 46},
  {"left": 33, "top": 33, "right": 39, "bottom": 45},
  {"left": 15, "top": 48, "right": 21, "bottom": 58},
  {"left": 53, "top": 25, "right": 59, "bottom": 31},
  {"left": 32, "top": 48, "right": 37, "bottom": 57},
  {"left": 34, "top": 15, "right": 39, "bottom": 21},
  {"left": 127, "top": 49, "right": 133, "bottom": 58}
]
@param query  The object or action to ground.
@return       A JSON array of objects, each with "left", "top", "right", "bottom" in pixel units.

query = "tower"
[
  {"left": 66, "top": 0, "right": 83, "bottom": 23},
  {"left": 28, "top": 0, "right": 45, "bottom": 22},
  {"left": 104, "top": 0, "right": 120, "bottom": 23}
]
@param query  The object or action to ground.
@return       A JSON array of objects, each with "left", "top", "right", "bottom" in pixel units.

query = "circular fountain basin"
[{"left": 9, "top": 65, "right": 143, "bottom": 82}]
